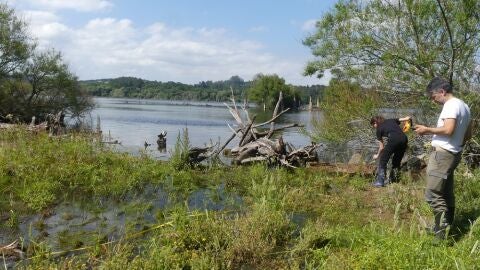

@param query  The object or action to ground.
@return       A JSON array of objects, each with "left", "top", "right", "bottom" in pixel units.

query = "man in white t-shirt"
[{"left": 414, "top": 77, "right": 472, "bottom": 240}]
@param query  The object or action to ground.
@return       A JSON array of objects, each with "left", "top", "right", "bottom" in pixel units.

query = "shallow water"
[{"left": 2, "top": 182, "right": 243, "bottom": 253}]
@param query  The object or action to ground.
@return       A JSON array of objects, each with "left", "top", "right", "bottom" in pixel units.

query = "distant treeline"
[{"left": 80, "top": 76, "right": 325, "bottom": 104}]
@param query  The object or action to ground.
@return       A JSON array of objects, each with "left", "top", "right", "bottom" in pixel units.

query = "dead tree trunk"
[{"left": 184, "top": 88, "right": 317, "bottom": 168}]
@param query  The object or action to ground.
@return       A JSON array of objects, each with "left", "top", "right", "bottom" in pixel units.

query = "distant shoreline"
[
  {"left": 93, "top": 96, "right": 249, "bottom": 108},
  {"left": 93, "top": 96, "right": 319, "bottom": 111}
]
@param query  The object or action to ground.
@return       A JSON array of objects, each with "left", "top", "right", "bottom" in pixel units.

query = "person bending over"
[{"left": 370, "top": 115, "right": 410, "bottom": 187}]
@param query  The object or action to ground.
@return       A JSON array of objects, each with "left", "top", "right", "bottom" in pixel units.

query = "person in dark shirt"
[{"left": 370, "top": 115, "right": 410, "bottom": 187}]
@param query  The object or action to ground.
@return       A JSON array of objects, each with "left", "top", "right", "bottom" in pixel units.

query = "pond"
[{"left": 92, "top": 97, "right": 319, "bottom": 159}]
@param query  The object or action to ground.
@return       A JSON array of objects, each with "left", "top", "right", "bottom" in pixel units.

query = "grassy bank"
[{"left": 1, "top": 129, "right": 479, "bottom": 269}]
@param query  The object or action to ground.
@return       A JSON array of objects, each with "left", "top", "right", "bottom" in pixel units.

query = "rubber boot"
[
  {"left": 373, "top": 168, "right": 385, "bottom": 187},
  {"left": 433, "top": 211, "right": 450, "bottom": 240},
  {"left": 446, "top": 207, "right": 455, "bottom": 225}
]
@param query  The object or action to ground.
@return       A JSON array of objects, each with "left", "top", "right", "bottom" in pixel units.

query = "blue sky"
[{"left": 8, "top": 0, "right": 337, "bottom": 85}]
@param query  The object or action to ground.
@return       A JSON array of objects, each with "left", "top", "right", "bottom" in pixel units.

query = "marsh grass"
[
  {"left": 1, "top": 129, "right": 480, "bottom": 269},
  {"left": 170, "top": 128, "right": 191, "bottom": 170},
  {"left": 0, "top": 128, "right": 170, "bottom": 212}
]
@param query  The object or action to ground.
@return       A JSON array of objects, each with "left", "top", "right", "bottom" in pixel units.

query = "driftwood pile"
[
  {"left": 192, "top": 90, "right": 318, "bottom": 168},
  {"left": 0, "top": 112, "right": 65, "bottom": 135}
]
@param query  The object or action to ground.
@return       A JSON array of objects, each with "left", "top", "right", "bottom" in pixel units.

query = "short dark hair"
[
  {"left": 426, "top": 77, "right": 452, "bottom": 94},
  {"left": 370, "top": 116, "right": 384, "bottom": 126}
]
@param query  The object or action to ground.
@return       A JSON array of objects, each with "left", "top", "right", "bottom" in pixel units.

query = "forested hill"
[{"left": 80, "top": 76, "right": 325, "bottom": 103}]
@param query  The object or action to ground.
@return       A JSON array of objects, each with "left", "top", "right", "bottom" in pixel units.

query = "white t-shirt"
[{"left": 431, "top": 97, "right": 471, "bottom": 153}]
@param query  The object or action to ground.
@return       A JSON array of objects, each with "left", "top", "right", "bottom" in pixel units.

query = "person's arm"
[
  {"left": 414, "top": 118, "right": 456, "bottom": 136},
  {"left": 373, "top": 140, "right": 384, "bottom": 159}
]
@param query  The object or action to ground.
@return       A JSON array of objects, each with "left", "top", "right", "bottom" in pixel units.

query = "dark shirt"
[{"left": 376, "top": 119, "right": 404, "bottom": 141}]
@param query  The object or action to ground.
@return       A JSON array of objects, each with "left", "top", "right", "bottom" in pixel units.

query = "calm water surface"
[{"left": 92, "top": 97, "right": 319, "bottom": 159}]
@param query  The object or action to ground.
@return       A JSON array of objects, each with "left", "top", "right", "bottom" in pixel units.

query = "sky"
[{"left": 7, "top": 0, "right": 337, "bottom": 85}]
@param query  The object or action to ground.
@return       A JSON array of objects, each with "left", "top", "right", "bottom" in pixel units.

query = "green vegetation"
[
  {"left": 0, "top": 128, "right": 168, "bottom": 211},
  {"left": 0, "top": 4, "right": 92, "bottom": 123},
  {"left": 170, "top": 128, "right": 192, "bottom": 170},
  {"left": 81, "top": 76, "right": 250, "bottom": 101},
  {"left": 80, "top": 76, "right": 324, "bottom": 106},
  {"left": 304, "top": 0, "right": 480, "bottom": 153},
  {"left": 310, "top": 80, "right": 382, "bottom": 143},
  {"left": 304, "top": 0, "right": 480, "bottom": 92},
  {"left": 247, "top": 73, "right": 300, "bottom": 110},
  {"left": 1, "top": 129, "right": 479, "bottom": 269},
  {"left": 1, "top": 0, "right": 479, "bottom": 267},
  {"left": 459, "top": 91, "right": 480, "bottom": 142}
]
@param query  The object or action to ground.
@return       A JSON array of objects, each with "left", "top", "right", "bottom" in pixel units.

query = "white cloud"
[
  {"left": 14, "top": 0, "right": 113, "bottom": 12},
  {"left": 21, "top": 10, "right": 68, "bottom": 40},
  {"left": 301, "top": 19, "right": 317, "bottom": 32},
  {"left": 15, "top": 7, "right": 325, "bottom": 85},
  {"left": 22, "top": 10, "right": 59, "bottom": 23}
]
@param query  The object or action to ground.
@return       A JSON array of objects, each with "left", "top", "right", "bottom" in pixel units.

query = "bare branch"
[
  {"left": 253, "top": 108, "right": 290, "bottom": 128},
  {"left": 435, "top": 0, "right": 455, "bottom": 84},
  {"left": 239, "top": 115, "right": 256, "bottom": 147}
]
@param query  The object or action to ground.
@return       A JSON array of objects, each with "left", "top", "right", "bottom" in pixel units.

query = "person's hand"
[
  {"left": 373, "top": 154, "right": 379, "bottom": 160},
  {"left": 414, "top": 124, "right": 428, "bottom": 135}
]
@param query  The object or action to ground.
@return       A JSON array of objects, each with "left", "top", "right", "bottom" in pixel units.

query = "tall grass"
[
  {"left": 0, "top": 128, "right": 170, "bottom": 211},
  {"left": 1, "top": 129, "right": 479, "bottom": 269},
  {"left": 170, "top": 128, "right": 191, "bottom": 170}
]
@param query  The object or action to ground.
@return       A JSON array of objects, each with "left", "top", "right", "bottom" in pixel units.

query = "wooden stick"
[
  {"left": 213, "top": 132, "right": 237, "bottom": 157},
  {"left": 253, "top": 108, "right": 290, "bottom": 128},
  {"left": 239, "top": 115, "right": 256, "bottom": 147}
]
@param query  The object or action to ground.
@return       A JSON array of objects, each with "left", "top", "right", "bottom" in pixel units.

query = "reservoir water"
[{"left": 92, "top": 97, "right": 318, "bottom": 159}]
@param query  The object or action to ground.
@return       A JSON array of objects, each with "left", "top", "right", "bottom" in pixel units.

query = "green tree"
[
  {"left": 228, "top": 75, "right": 245, "bottom": 89},
  {"left": 111, "top": 88, "right": 126, "bottom": 98},
  {"left": 0, "top": 4, "right": 93, "bottom": 123},
  {"left": 247, "top": 74, "right": 299, "bottom": 110},
  {"left": 310, "top": 80, "right": 382, "bottom": 143},
  {"left": 2, "top": 50, "right": 93, "bottom": 122},
  {"left": 304, "top": 0, "right": 480, "bottom": 92},
  {"left": 0, "top": 3, "right": 32, "bottom": 118},
  {"left": 0, "top": 3, "right": 33, "bottom": 78},
  {"left": 30, "top": 51, "right": 92, "bottom": 118}
]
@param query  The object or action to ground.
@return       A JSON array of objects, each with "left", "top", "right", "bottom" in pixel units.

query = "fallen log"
[
  {"left": 240, "top": 156, "right": 269, "bottom": 164},
  {"left": 188, "top": 145, "right": 217, "bottom": 164}
]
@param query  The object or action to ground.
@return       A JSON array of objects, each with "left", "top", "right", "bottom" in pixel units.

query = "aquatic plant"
[
  {"left": 170, "top": 128, "right": 192, "bottom": 170},
  {"left": 0, "top": 128, "right": 170, "bottom": 212}
]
